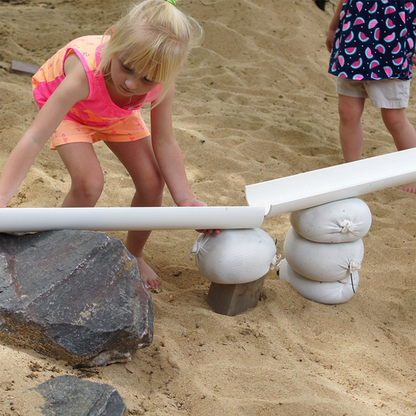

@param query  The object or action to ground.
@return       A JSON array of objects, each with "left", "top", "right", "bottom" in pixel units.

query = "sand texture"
[{"left": 1, "top": 0, "right": 416, "bottom": 415}]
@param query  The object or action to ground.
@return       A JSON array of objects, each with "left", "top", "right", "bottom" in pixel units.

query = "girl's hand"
[
  {"left": 326, "top": 28, "right": 336, "bottom": 52},
  {"left": 178, "top": 198, "right": 221, "bottom": 235},
  {"left": 178, "top": 198, "right": 206, "bottom": 208}
]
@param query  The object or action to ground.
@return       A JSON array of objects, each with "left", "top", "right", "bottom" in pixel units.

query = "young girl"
[
  {"left": 326, "top": 0, "right": 416, "bottom": 193},
  {"left": 0, "top": 0, "right": 215, "bottom": 289}
]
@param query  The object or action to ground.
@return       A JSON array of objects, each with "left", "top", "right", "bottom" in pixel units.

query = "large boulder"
[{"left": 0, "top": 230, "right": 153, "bottom": 367}]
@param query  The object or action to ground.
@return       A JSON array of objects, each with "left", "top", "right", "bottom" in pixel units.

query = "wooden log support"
[{"left": 206, "top": 276, "right": 266, "bottom": 316}]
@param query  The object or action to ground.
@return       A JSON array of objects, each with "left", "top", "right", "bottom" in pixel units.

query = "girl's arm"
[
  {"left": 0, "top": 54, "right": 89, "bottom": 207},
  {"left": 150, "top": 84, "right": 220, "bottom": 234},
  {"left": 326, "top": 0, "right": 344, "bottom": 52},
  {"left": 150, "top": 83, "right": 202, "bottom": 207}
]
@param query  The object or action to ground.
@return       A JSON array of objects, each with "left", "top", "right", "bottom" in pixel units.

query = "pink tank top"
[{"left": 32, "top": 36, "right": 161, "bottom": 128}]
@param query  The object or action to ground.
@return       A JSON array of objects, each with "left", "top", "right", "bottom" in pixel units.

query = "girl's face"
[{"left": 109, "top": 53, "right": 161, "bottom": 97}]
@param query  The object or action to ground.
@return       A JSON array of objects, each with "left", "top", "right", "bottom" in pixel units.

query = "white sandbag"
[
  {"left": 290, "top": 198, "right": 372, "bottom": 243},
  {"left": 190, "top": 228, "right": 278, "bottom": 284},
  {"left": 279, "top": 259, "right": 359, "bottom": 304},
  {"left": 284, "top": 227, "right": 364, "bottom": 282}
]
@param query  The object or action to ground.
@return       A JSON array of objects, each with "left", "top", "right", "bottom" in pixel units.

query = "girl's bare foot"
[
  {"left": 399, "top": 181, "right": 416, "bottom": 194},
  {"left": 136, "top": 256, "right": 161, "bottom": 289}
]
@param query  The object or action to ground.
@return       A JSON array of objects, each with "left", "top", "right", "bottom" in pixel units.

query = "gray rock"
[
  {"left": 32, "top": 375, "right": 128, "bottom": 416},
  {"left": 0, "top": 230, "right": 153, "bottom": 367}
]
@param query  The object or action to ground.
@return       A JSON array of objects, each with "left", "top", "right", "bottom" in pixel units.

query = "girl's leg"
[
  {"left": 105, "top": 137, "right": 165, "bottom": 289},
  {"left": 57, "top": 142, "right": 104, "bottom": 207},
  {"left": 338, "top": 94, "right": 366, "bottom": 162},
  {"left": 381, "top": 108, "right": 416, "bottom": 150},
  {"left": 381, "top": 108, "right": 416, "bottom": 193}
]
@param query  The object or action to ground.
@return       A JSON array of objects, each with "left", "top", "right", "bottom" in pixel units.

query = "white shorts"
[{"left": 336, "top": 77, "right": 411, "bottom": 109}]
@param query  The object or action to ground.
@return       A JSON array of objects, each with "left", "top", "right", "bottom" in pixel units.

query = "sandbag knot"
[
  {"left": 348, "top": 259, "right": 361, "bottom": 273},
  {"left": 269, "top": 254, "right": 281, "bottom": 270},
  {"left": 340, "top": 219, "right": 355, "bottom": 234}
]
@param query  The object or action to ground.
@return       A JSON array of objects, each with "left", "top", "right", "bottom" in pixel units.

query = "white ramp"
[
  {"left": 246, "top": 148, "right": 416, "bottom": 217},
  {"left": 0, "top": 206, "right": 265, "bottom": 233}
]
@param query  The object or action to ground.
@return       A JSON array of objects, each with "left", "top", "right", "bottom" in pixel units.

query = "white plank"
[
  {"left": 246, "top": 148, "right": 416, "bottom": 217},
  {"left": 0, "top": 206, "right": 266, "bottom": 232}
]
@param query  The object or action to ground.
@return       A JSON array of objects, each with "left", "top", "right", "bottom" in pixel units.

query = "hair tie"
[{"left": 166, "top": 0, "right": 176, "bottom": 5}]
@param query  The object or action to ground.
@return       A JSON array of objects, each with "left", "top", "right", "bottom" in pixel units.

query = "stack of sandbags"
[
  {"left": 190, "top": 228, "right": 279, "bottom": 284},
  {"left": 279, "top": 198, "right": 372, "bottom": 304}
]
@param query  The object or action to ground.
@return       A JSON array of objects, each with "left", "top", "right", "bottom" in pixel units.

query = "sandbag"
[
  {"left": 290, "top": 198, "right": 372, "bottom": 243},
  {"left": 284, "top": 227, "right": 364, "bottom": 282},
  {"left": 279, "top": 259, "right": 358, "bottom": 304},
  {"left": 190, "top": 228, "right": 278, "bottom": 284}
]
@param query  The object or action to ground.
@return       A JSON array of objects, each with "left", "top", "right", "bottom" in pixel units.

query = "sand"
[{"left": 1, "top": 0, "right": 416, "bottom": 415}]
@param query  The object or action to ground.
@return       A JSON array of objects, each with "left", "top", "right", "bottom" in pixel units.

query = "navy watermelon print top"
[{"left": 329, "top": 0, "right": 416, "bottom": 80}]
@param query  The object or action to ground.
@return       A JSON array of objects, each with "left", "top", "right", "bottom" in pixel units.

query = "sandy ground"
[{"left": 1, "top": 0, "right": 416, "bottom": 415}]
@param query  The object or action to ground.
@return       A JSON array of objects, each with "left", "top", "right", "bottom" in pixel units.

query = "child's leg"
[
  {"left": 57, "top": 142, "right": 104, "bottom": 207},
  {"left": 105, "top": 137, "right": 165, "bottom": 289},
  {"left": 338, "top": 94, "right": 366, "bottom": 162},
  {"left": 381, "top": 108, "right": 416, "bottom": 150},
  {"left": 381, "top": 108, "right": 416, "bottom": 193}
]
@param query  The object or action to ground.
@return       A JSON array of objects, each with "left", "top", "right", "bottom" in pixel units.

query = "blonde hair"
[{"left": 99, "top": 0, "right": 204, "bottom": 107}]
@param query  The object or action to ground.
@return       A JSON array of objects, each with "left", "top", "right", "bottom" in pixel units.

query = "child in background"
[
  {"left": 0, "top": 0, "right": 217, "bottom": 289},
  {"left": 326, "top": 0, "right": 416, "bottom": 193}
]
